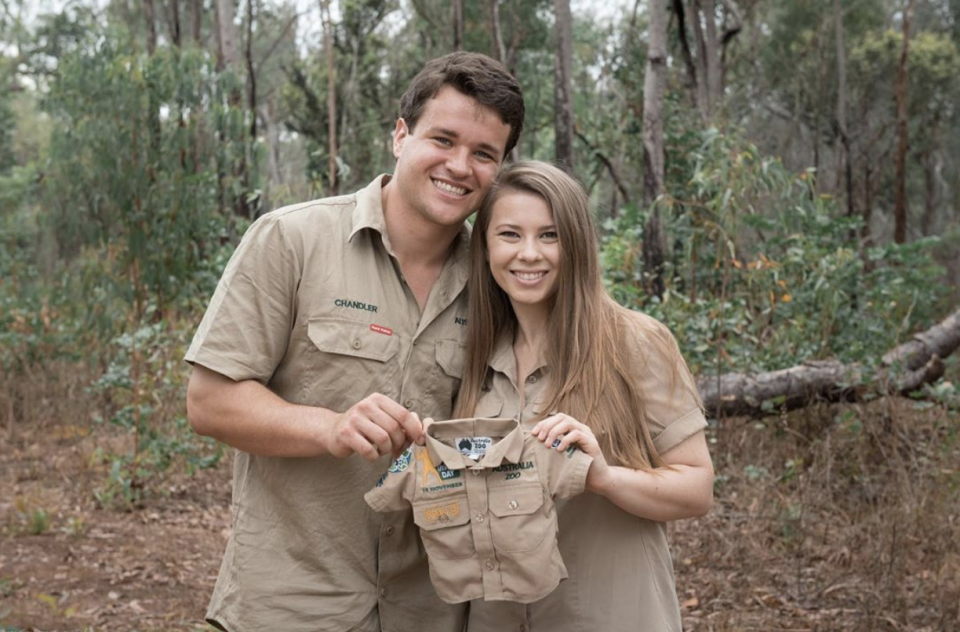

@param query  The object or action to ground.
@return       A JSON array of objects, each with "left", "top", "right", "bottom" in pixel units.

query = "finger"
[
  {"left": 344, "top": 429, "right": 381, "bottom": 461},
  {"left": 555, "top": 429, "right": 584, "bottom": 452},
  {"left": 534, "top": 414, "right": 565, "bottom": 439},
  {"left": 544, "top": 419, "right": 576, "bottom": 446},
  {"left": 354, "top": 417, "right": 394, "bottom": 459},
  {"left": 363, "top": 405, "right": 408, "bottom": 453},
  {"left": 397, "top": 410, "right": 425, "bottom": 445}
]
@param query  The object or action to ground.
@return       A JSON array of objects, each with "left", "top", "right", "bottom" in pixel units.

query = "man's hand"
[{"left": 327, "top": 394, "right": 424, "bottom": 461}]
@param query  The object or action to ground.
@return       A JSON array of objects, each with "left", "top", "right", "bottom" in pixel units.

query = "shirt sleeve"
[
  {"left": 623, "top": 311, "right": 707, "bottom": 455},
  {"left": 184, "top": 212, "right": 302, "bottom": 383},
  {"left": 533, "top": 436, "right": 593, "bottom": 500},
  {"left": 364, "top": 447, "right": 417, "bottom": 512}
]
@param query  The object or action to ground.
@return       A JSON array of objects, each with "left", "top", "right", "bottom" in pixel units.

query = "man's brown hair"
[{"left": 399, "top": 52, "right": 525, "bottom": 157}]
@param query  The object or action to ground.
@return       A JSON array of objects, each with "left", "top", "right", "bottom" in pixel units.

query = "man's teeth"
[
  {"left": 514, "top": 271, "right": 546, "bottom": 280},
  {"left": 433, "top": 179, "right": 467, "bottom": 196}
]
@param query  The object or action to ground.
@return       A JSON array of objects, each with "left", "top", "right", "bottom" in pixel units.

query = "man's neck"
[{"left": 381, "top": 184, "right": 462, "bottom": 269}]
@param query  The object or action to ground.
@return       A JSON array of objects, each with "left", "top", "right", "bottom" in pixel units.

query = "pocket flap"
[
  {"left": 413, "top": 499, "right": 471, "bottom": 531},
  {"left": 435, "top": 339, "right": 465, "bottom": 378},
  {"left": 489, "top": 485, "right": 544, "bottom": 518},
  {"left": 308, "top": 317, "right": 399, "bottom": 363}
]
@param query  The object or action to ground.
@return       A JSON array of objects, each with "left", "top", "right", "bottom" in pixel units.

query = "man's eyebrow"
[{"left": 429, "top": 127, "right": 503, "bottom": 159}]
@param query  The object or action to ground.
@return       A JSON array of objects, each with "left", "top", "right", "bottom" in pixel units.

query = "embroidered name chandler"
[
  {"left": 492, "top": 461, "right": 535, "bottom": 473},
  {"left": 335, "top": 298, "right": 378, "bottom": 313}
]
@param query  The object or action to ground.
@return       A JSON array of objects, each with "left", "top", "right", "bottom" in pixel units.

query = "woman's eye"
[{"left": 542, "top": 231, "right": 559, "bottom": 240}]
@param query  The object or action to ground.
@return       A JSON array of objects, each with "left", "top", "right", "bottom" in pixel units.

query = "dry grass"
[{"left": 674, "top": 395, "right": 960, "bottom": 632}]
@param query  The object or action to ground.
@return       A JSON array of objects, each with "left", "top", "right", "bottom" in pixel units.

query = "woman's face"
[{"left": 485, "top": 190, "right": 561, "bottom": 311}]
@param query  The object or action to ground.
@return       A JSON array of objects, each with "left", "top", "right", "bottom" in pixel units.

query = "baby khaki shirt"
[{"left": 364, "top": 417, "right": 593, "bottom": 604}]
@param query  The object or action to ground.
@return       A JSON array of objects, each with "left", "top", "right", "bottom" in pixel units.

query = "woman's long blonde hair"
[{"left": 456, "top": 161, "right": 693, "bottom": 469}]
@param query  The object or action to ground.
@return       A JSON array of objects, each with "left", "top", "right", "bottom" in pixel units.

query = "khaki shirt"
[
  {"left": 364, "top": 417, "right": 592, "bottom": 604},
  {"left": 468, "top": 310, "right": 707, "bottom": 632},
  {"left": 185, "top": 176, "right": 470, "bottom": 632}
]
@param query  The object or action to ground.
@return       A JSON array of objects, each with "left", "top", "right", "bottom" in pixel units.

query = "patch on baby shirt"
[{"left": 455, "top": 437, "right": 493, "bottom": 460}]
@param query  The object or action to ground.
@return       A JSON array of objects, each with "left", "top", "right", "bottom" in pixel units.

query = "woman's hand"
[{"left": 532, "top": 413, "right": 613, "bottom": 492}]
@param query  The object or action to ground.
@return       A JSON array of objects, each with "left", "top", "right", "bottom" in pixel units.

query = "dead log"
[{"left": 696, "top": 308, "right": 960, "bottom": 416}]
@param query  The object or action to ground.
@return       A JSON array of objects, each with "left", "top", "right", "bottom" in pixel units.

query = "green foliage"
[
  {"left": 89, "top": 319, "right": 223, "bottom": 508},
  {"left": 42, "top": 32, "right": 254, "bottom": 320},
  {"left": 603, "top": 126, "right": 951, "bottom": 375}
]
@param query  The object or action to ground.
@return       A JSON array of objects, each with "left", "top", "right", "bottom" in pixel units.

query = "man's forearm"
[{"left": 187, "top": 364, "right": 336, "bottom": 457}]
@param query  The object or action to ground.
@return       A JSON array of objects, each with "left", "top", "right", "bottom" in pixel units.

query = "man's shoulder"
[{"left": 264, "top": 191, "right": 359, "bottom": 226}]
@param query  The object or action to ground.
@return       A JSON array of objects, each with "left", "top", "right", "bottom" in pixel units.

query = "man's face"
[{"left": 391, "top": 85, "right": 512, "bottom": 230}]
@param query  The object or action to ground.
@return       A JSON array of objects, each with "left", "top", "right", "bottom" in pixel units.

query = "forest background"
[{"left": 1, "top": 0, "right": 959, "bottom": 630}]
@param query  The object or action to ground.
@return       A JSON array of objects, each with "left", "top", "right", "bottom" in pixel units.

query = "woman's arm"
[{"left": 533, "top": 414, "right": 714, "bottom": 522}]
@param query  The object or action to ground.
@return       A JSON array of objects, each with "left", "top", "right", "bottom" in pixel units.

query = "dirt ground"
[{"left": 1, "top": 396, "right": 958, "bottom": 632}]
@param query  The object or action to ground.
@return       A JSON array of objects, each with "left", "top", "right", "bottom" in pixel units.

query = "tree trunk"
[
  {"left": 320, "top": 0, "right": 338, "bottom": 194},
  {"left": 921, "top": 117, "right": 942, "bottom": 236},
  {"left": 893, "top": 0, "right": 915, "bottom": 244},
  {"left": 673, "top": 0, "right": 699, "bottom": 104},
  {"left": 553, "top": 0, "right": 575, "bottom": 171},
  {"left": 491, "top": 0, "right": 506, "bottom": 63},
  {"left": 642, "top": 0, "right": 668, "bottom": 300},
  {"left": 697, "top": 309, "right": 960, "bottom": 416},
  {"left": 453, "top": 0, "right": 464, "bottom": 51},
  {"left": 835, "top": 0, "right": 854, "bottom": 217},
  {"left": 170, "top": 0, "right": 182, "bottom": 48},
  {"left": 192, "top": 0, "right": 202, "bottom": 44},
  {"left": 145, "top": 0, "right": 157, "bottom": 55},
  {"left": 216, "top": 0, "right": 241, "bottom": 80},
  {"left": 246, "top": 0, "right": 256, "bottom": 139}
]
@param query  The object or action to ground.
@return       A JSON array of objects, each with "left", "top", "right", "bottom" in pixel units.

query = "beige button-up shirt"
[
  {"left": 468, "top": 310, "right": 708, "bottom": 632},
  {"left": 365, "top": 417, "right": 592, "bottom": 604},
  {"left": 185, "top": 176, "right": 470, "bottom": 632}
]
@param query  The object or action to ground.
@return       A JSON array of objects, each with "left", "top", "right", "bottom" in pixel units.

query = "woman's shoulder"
[{"left": 611, "top": 303, "right": 676, "bottom": 348}]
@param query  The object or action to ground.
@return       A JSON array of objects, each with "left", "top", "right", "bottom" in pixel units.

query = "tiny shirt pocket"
[
  {"left": 488, "top": 485, "right": 547, "bottom": 553},
  {"left": 412, "top": 496, "right": 475, "bottom": 560}
]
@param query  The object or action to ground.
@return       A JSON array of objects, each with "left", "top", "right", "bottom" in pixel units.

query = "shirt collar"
[
  {"left": 348, "top": 174, "right": 392, "bottom": 248},
  {"left": 425, "top": 417, "right": 525, "bottom": 470},
  {"left": 488, "top": 328, "right": 549, "bottom": 387}
]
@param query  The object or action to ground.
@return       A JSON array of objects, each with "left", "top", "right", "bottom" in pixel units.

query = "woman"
[{"left": 455, "top": 161, "right": 714, "bottom": 631}]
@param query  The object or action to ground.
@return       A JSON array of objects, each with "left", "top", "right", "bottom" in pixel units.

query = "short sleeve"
[
  {"left": 184, "top": 213, "right": 301, "bottom": 383},
  {"left": 534, "top": 437, "right": 593, "bottom": 500},
  {"left": 623, "top": 311, "right": 707, "bottom": 455},
  {"left": 364, "top": 447, "right": 417, "bottom": 512}
]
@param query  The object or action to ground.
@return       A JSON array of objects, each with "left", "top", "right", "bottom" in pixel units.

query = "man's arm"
[{"left": 186, "top": 365, "right": 424, "bottom": 460}]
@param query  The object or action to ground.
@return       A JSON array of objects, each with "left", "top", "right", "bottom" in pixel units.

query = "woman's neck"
[{"left": 511, "top": 300, "right": 551, "bottom": 382}]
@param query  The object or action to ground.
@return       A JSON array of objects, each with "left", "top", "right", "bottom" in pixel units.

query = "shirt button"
[
  {"left": 352, "top": 339, "right": 362, "bottom": 349},
  {"left": 403, "top": 398, "right": 414, "bottom": 408},
  {"left": 519, "top": 625, "right": 526, "bottom": 632},
  {"left": 475, "top": 514, "right": 485, "bottom": 523},
  {"left": 471, "top": 469, "right": 482, "bottom": 476},
  {"left": 526, "top": 374, "right": 538, "bottom": 384},
  {"left": 439, "top": 514, "right": 450, "bottom": 523},
  {"left": 485, "top": 559, "right": 496, "bottom": 571},
  {"left": 379, "top": 587, "right": 387, "bottom": 597},
  {"left": 508, "top": 500, "right": 519, "bottom": 510},
  {"left": 385, "top": 525, "right": 395, "bottom": 536}
]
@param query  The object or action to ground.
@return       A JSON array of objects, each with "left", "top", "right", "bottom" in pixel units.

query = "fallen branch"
[{"left": 696, "top": 308, "right": 960, "bottom": 416}]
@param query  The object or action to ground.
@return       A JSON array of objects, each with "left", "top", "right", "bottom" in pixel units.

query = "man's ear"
[{"left": 392, "top": 118, "right": 409, "bottom": 159}]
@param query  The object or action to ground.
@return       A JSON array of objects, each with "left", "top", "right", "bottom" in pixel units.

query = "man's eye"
[{"left": 475, "top": 151, "right": 495, "bottom": 161}]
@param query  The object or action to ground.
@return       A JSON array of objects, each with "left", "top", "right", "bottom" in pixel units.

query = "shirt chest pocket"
[
  {"left": 304, "top": 317, "right": 402, "bottom": 403},
  {"left": 412, "top": 497, "right": 474, "bottom": 560},
  {"left": 488, "top": 485, "right": 547, "bottom": 553},
  {"left": 308, "top": 317, "right": 400, "bottom": 362}
]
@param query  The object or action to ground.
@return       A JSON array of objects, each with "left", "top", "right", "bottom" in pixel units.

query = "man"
[{"left": 185, "top": 52, "right": 524, "bottom": 632}]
